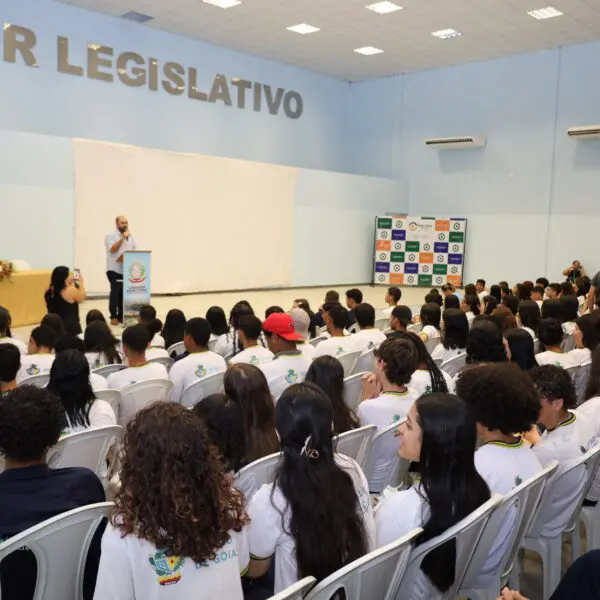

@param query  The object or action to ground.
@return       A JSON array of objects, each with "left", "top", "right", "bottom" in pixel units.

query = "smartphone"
[{"left": 73, "top": 268, "right": 81, "bottom": 281}]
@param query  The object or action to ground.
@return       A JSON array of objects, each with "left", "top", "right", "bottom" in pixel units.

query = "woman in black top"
[{"left": 44, "top": 266, "right": 86, "bottom": 335}]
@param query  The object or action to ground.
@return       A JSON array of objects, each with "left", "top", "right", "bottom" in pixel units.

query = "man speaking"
[{"left": 105, "top": 216, "right": 136, "bottom": 325}]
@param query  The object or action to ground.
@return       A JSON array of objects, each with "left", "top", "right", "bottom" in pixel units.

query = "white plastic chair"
[
  {"left": 317, "top": 325, "right": 328, "bottom": 337},
  {"left": 352, "top": 349, "right": 375, "bottom": 375},
  {"left": 343, "top": 372, "right": 369, "bottom": 413},
  {"left": 337, "top": 350, "right": 362, "bottom": 378},
  {"left": 441, "top": 352, "right": 467, "bottom": 378},
  {"left": 180, "top": 371, "right": 225, "bottom": 408},
  {"left": 309, "top": 335, "right": 328, "bottom": 348},
  {"left": 148, "top": 356, "right": 174, "bottom": 371},
  {"left": 395, "top": 495, "right": 503, "bottom": 600},
  {"left": 92, "top": 364, "right": 126, "bottom": 378},
  {"left": 375, "top": 317, "right": 390, "bottom": 332},
  {"left": 566, "top": 364, "right": 579, "bottom": 384},
  {"left": 18, "top": 373, "right": 50, "bottom": 388},
  {"left": 423, "top": 335, "right": 440, "bottom": 354},
  {"left": 0, "top": 502, "right": 113, "bottom": 600},
  {"left": 268, "top": 577, "right": 316, "bottom": 600},
  {"left": 235, "top": 452, "right": 282, "bottom": 501},
  {"left": 433, "top": 357, "right": 443, "bottom": 367},
  {"left": 305, "top": 528, "right": 423, "bottom": 600},
  {"left": 118, "top": 379, "right": 173, "bottom": 427},
  {"left": 334, "top": 425, "right": 377, "bottom": 469},
  {"left": 167, "top": 341, "right": 186, "bottom": 357},
  {"left": 575, "top": 361, "right": 591, "bottom": 404},
  {"left": 562, "top": 333, "right": 576, "bottom": 352},
  {"left": 534, "top": 338, "right": 541, "bottom": 354},
  {"left": 94, "top": 389, "right": 121, "bottom": 419},
  {"left": 407, "top": 322, "right": 422, "bottom": 334}
]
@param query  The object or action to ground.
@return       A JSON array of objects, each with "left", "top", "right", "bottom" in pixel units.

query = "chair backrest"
[
  {"left": 317, "top": 325, "right": 328, "bottom": 337},
  {"left": 343, "top": 372, "right": 369, "bottom": 413},
  {"left": 575, "top": 361, "right": 592, "bottom": 404},
  {"left": 353, "top": 350, "right": 375, "bottom": 375},
  {"left": 92, "top": 364, "right": 126, "bottom": 378},
  {"left": 396, "top": 495, "right": 503, "bottom": 600},
  {"left": 441, "top": 353, "right": 467, "bottom": 378},
  {"left": 337, "top": 350, "right": 362, "bottom": 378},
  {"left": 118, "top": 379, "right": 173, "bottom": 427},
  {"left": 167, "top": 341, "right": 186, "bottom": 357},
  {"left": 562, "top": 333, "right": 576, "bottom": 352},
  {"left": 375, "top": 317, "right": 390, "bottom": 332},
  {"left": 407, "top": 322, "right": 422, "bottom": 334},
  {"left": 235, "top": 452, "right": 282, "bottom": 501},
  {"left": 180, "top": 371, "right": 225, "bottom": 408},
  {"left": 268, "top": 577, "right": 317, "bottom": 600},
  {"left": 309, "top": 335, "right": 328, "bottom": 348},
  {"left": 17, "top": 373, "right": 49, "bottom": 388},
  {"left": 94, "top": 389, "right": 121, "bottom": 419},
  {"left": 533, "top": 338, "right": 541, "bottom": 354},
  {"left": 0, "top": 502, "right": 113, "bottom": 600},
  {"left": 433, "top": 357, "right": 443, "bottom": 367},
  {"left": 47, "top": 426, "right": 122, "bottom": 478},
  {"left": 305, "top": 528, "right": 422, "bottom": 600},
  {"left": 334, "top": 425, "right": 377, "bottom": 469},
  {"left": 224, "top": 351, "right": 234, "bottom": 362},
  {"left": 148, "top": 356, "right": 174, "bottom": 371},
  {"left": 566, "top": 364, "right": 579, "bottom": 383}
]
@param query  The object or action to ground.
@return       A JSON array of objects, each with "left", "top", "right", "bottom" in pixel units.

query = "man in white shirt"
[
  {"left": 352, "top": 304, "right": 387, "bottom": 353},
  {"left": 105, "top": 215, "right": 136, "bottom": 326},
  {"left": 290, "top": 308, "right": 316, "bottom": 360},
  {"left": 382, "top": 287, "right": 402, "bottom": 317},
  {"left": 107, "top": 324, "right": 168, "bottom": 389},
  {"left": 387, "top": 306, "right": 413, "bottom": 338},
  {"left": 475, "top": 278, "right": 487, "bottom": 303},
  {"left": 228, "top": 315, "right": 273, "bottom": 366},
  {"left": 138, "top": 305, "right": 165, "bottom": 347},
  {"left": 16, "top": 325, "right": 56, "bottom": 384},
  {"left": 531, "top": 285, "right": 545, "bottom": 309},
  {"left": 260, "top": 313, "right": 313, "bottom": 400},
  {"left": 168, "top": 318, "right": 227, "bottom": 402},
  {"left": 316, "top": 304, "right": 356, "bottom": 358},
  {"left": 0, "top": 308, "right": 27, "bottom": 355},
  {"left": 0, "top": 344, "right": 20, "bottom": 396}
]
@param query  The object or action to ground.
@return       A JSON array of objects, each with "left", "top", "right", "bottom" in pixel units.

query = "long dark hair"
[
  {"left": 84, "top": 321, "right": 122, "bottom": 364},
  {"left": 47, "top": 349, "right": 95, "bottom": 428},
  {"left": 420, "top": 303, "right": 441, "bottom": 330},
  {"left": 229, "top": 301, "right": 256, "bottom": 356},
  {"left": 224, "top": 364, "right": 279, "bottom": 463},
  {"left": 395, "top": 332, "right": 448, "bottom": 393},
  {"left": 41, "top": 313, "right": 67, "bottom": 343},
  {"left": 162, "top": 309, "right": 186, "bottom": 349},
  {"left": 462, "top": 294, "right": 481, "bottom": 316},
  {"left": 585, "top": 346, "right": 600, "bottom": 401},
  {"left": 441, "top": 309, "right": 468, "bottom": 350},
  {"left": 489, "top": 285, "right": 502, "bottom": 303},
  {"left": 306, "top": 356, "right": 359, "bottom": 434},
  {"left": 206, "top": 306, "right": 229, "bottom": 337},
  {"left": 414, "top": 393, "right": 490, "bottom": 592},
  {"left": 577, "top": 314, "right": 600, "bottom": 352},
  {"left": 45, "top": 266, "right": 69, "bottom": 302},
  {"left": 274, "top": 383, "right": 368, "bottom": 582},
  {"left": 504, "top": 328, "right": 536, "bottom": 371},
  {"left": 519, "top": 300, "right": 541, "bottom": 336},
  {"left": 467, "top": 320, "right": 507, "bottom": 364},
  {"left": 483, "top": 296, "right": 498, "bottom": 315}
]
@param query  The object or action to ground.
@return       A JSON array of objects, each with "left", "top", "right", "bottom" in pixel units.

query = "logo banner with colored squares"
[{"left": 373, "top": 216, "right": 467, "bottom": 287}]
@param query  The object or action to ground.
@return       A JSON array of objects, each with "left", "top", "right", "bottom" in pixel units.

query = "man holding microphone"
[{"left": 105, "top": 216, "right": 136, "bottom": 325}]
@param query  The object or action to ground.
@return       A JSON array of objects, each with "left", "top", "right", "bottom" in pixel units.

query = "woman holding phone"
[{"left": 44, "top": 266, "right": 86, "bottom": 335}]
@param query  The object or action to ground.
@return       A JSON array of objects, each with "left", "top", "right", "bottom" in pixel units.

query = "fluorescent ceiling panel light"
[
  {"left": 527, "top": 6, "right": 564, "bottom": 19},
  {"left": 286, "top": 23, "right": 320, "bottom": 34},
  {"left": 431, "top": 28, "right": 462, "bottom": 39},
  {"left": 121, "top": 11, "right": 154, "bottom": 23},
  {"left": 366, "top": 1, "right": 403, "bottom": 14},
  {"left": 203, "top": 0, "right": 242, "bottom": 8},
  {"left": 354, "top": 46, "right": 384, "bottom": 55}
]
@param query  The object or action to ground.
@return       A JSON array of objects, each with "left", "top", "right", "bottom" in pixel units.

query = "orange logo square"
[
  {"left": 376, "top": 240, "right": 392, "bottom": 251},
  {"left": 436, "top": 220, "right": 450, "bottom": 232},
  {"left": 419, "top": 252, "right": 434, "bottom": 264},
  {"left": 390, "top": 273, "right": 404, "bottom": 285},
  {"left": 447, "top": 275, "right": 463, "bottom": 287}
]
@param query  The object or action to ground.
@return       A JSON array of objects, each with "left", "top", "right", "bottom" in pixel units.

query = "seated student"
[
  {"left": 482, "top": 295, "right": 498, "bottom": 315},
  {"left": 515, "top": 282, "right": 531, "bottom": 302},
  {"left": 441, "top": 282, "right": 463, "bottom": 302},
  {"left": 313, "top": 290, "right": 340, "bottom": 328},
  {"left": 292, "top": 299, "right": 317, "bottom": 339},
  {"left": 431, "top": 308, "right": 468, "bottom": 363},
  {"left": 501, "top": 294, "right": 519, "bottom": 317},
  {"left": 561, "top": 282, "right": 576, "bottom": 298},
  {"left": 107, "top": 325, "right": 168, "bottom": 390},
  {"left": 560, "top": 295, "right": 579, "bottom": 336},
  {"left": 577, "top": 346, "right": 600, "bottom": 436},
  {"left": 246, "top": 383, "right": 374, "bottom": 594},
  {"left": 55, "top": 335, "right": 109, "bottom": 392},
  {"left": 425, "top": 291, "right": 443, "bottom": 307},
  {"left": 536, "top": 318, "right": 577, "bottom": 369},
  {"left": 542, "top": 298, "right": 563, "bottom": 321},
  {"left": 47, "top": 349, "right": 116, "bottom": 434},
  {"left": 94, "top": 403, "right": 249, "bottom": 600},
  {"left": 290, "top": 308, "right": 317, "bottom": 360},
  {"left": 228, "top": 315, "right": 273, "bottom": 366},
  {"left": 489, "top": 285, "right": 502, "bottom": 304},
  {"left": 531, "top": 285, "right": 545, "bottom": 308},
  {"left": 345, "top": 288, "right": 363, "bottom": 328},
  {"left": 16, "top": 325, "right": 55, "bottom": 384},
  {"left": 316, "top": 304, "right": 356, "bottom": 358},
  {"left": 518, "top": 300, "right": 541, "bottom": 341},
  {"left": 0, "top": 309, "right": 27, "bottom": 355},
  {"left": 569, "top": 313, "right": 600, "bottom": 365},
  {"left": 351, "top": 304, "right": 387, "bottom": 352},
  {"left": 490, "top": 306, "right": 518, "bottom": 332},
  {"left": 260, "top": 313, "right": 313, "bottom": 400},
  {"left": 419, "top": 302, "right": 442, "bottom": 348},
  {"left": 207, "top": 305, "right": 231, "bottom": 351},
  {"left": 461, "top": 294, "right": 481, "bottom": 325},
  {"left": 500, "top": 284, "right": 511, "bottom": 299},
  {"left": 375, "top": 394, "right": 491, "bottom": 599},
  {"left": 466, "top": 320, "right": 508, "bottom": 366},
  {"left": 0, "top": 344, "right": 20, "bottom": 396},
  {"left": 575, "top": 276, "right": 590, "bottom": 313},
  {"left": 306, "top": 356, "right": 359, "bottom": 435},
  {"left": 137, "top": 304, "right": 164, "bottom": 348},
  {"left": 40, "top": 313, "right": 67, "bottom": 347},
  {"left": 161, "top": 309, "right": 187, "bottom": 352},
  {"left": 0, "top": 387, "right": 105, "bottom": 600},
  {"left": 383, "top": 287, "right": 402, "bottom": 317},
  {"left": 168, "top": 318, "right": 227, "bottom": 402},
  {"left": 84, "top": 321, "right": 122, "bottom": 369},
  {"left": 476, "top": 278, "right": 487, "bottom": 302},
  {"left": 221, "top": 301, "right": 255, "bottom": 358},
  {"left": 444, "top": 294, "right": 460, "bottom": 310},
  {"left": 546, "top": 283, "right": 561, "bottom": 300},
  {"left": 388, "top": 305, "right": 413, "bottom": 337},
  {"left": 265, "top": 305, "right": 284, "bottom": 318},
  {"left": 224, "top": 364, "right": 279, "bottom": 463},
  {"left": 504, "top": 329, "right": 537, "bottom": 370},
  {"left": 85, "top": 309, "right": 107, "bottom": 327},
  {"left": 142, "top": 320, "right": 170, "bottom": 361},
  {"left": 536, "top": 277, "right": 550, "bottom": 291}
]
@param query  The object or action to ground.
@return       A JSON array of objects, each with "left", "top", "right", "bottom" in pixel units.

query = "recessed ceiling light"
[
  {"left": 121, "top": 11, "right": 154, "bottom": 23},
  {"left": 203, "top": 0, "right": 241, "bottom": 8},
  {"left": 527, "top": 6, "right": 564, "bottom": 19},
  {"left": 286, "top": 23, "right": 320, "bottom": 35},
  {"left": 431, "top": 28, "right": 462, "bottom": 39},
  {"left": 366, "top": 1, "right": 403, "bottom": 14},
  {"left": 354, "top": 46, "right": 384, "bottom": 55}
]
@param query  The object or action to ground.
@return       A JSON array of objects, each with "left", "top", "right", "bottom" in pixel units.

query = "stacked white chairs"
[
  {"left": 441, "top": 353, "right": 467, "bottom": 378},
  {"left": 180, "top": 371, "right": 225, "bottom": 408},
  {"left": 353, "top": 350, "right": 375, "bottom": 375},
  {"left": 148, "top": 356, "right": 174, "bottom": 370},
  {"left": 337, "top": 350, "right": 362, "bottom": 378},
  {"left": 268, "top": 577, "right": 316, "bottom": 600},
  {"left": 343, "top": 372, "right": 368, "bottom": 413},
  {"left": 118, "top": 379, "right": 172, "bottom": 427},
  {"left": 375, "top": 317, "right": 390, "bottom": 332},
  {"left": 92, "top": 364, "right": 126, "bottom": 378},
  {"left": 94, "top": 389, "right": 121, "bottom": 419},
  {"left": 304, "top": 528, "right": 422, "bottom": 600},
  {"left": 334, "top": 425, "right": 377, "bottom": 469},
  {"left": 235, "top": 452, "right": 282, "bottom": 501},
  {"left": 167, "top": 341, "right": 186, "bottom": 357},
  {"left": 0, "top": 502, "right": 113, "bottom": 600},
  {"left": 18, "top": 374, "right": 50, "bottom": 388}
]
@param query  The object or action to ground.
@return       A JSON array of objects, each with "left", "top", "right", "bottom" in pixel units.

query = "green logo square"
[
  {"left": 418, "top": 275, "right": 433, "bottom": 286},
  {"left": 449, "top": 232, "right": 464, "bottom": 243},
  {"left": 378, "top": 218, "right": 393, "bottom": 230},
  {"left": 390, "top": 252, "right": 405, "bottom": 263},
  {"left": 405, "top": 241, "right": 420, "bottom": 252},
  {"left": 433, "top": 264, "right": 448, "bottom": 275}
]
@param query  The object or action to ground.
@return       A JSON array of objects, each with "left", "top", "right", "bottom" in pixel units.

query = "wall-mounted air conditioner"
[
  {"left": 424, "top": 136, "right": 486, "bottom": 150},
  {"left": 567, "top": 126, "right": 600, "bottom": 139}
]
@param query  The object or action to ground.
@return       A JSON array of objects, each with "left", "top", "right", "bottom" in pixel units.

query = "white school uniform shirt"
[
  {"left": 409, "top": 369, "right": 456, "bottom": 396},
  {"left": 465, "top": 311, "right": 476, "bottom": 325},
  {"left": 90, "top": 373, "right": 109, "bottom": 392},
  {"left": 93, "top": 524, "right": 249, "bottom": 600},
  {"left": 62, "top": 399, "right": 117, "bottom": 435},
  {"left": 85, "top": 351, "right": 124, "bottom": 370},
  {"left": 535, "top": 351, "right": 577, "bottom": 369},
  {"left": 420, "top": 325, "right": 441, "bottom": 345},
  {"left": 297, "top": 342, "right": 317, "bottom": 360},
  {"left": 430, "top": 344, "right": 464, "bottom": 364},
  {"left": 478, "top": 291, "right": 487, "bottom": 303},
  {"left": 383, "top": 306, "right": 396, "bottom": 317},
  {"left": 16, "top": 354, "right": 55, "bottom": 383},
  {"left": 228, "top": 345, "right": 273, "bottom": 367},
  {"left": 563, "top": 322, "right": 577, "bottom": 336},
  {"left": 521, "top": 326, "right": 536, "bottom": 341},
  {"left": 168, "top": 351, "right": 227, "bottom": 402},
  {"left": 568, "top": 347, "right": 591, "bottom": 365},
  {"left": 107, "top": 362, "right": 169, "bottom": 390},
  {"left": 352, "top": 328, "right": 387, "bottom": 353},
  {"left": 247, "top": 454, "right": 375, "bottom": 594},
  {"left": 0, "top": 337, "right": 27, "bottom": 355},
  {"left": 260, "top": 351, "right": 313, "bottom": 401},
  {"left": 150, "top": 333, "right": 165, "bottom": 348},
  {"left": 315, "top": 335, "right": 357, "bottom": 358},
  {"left": 146, "top": 347, "right": 170, "bottom": 361},
  {"left": 213, "top": 333, "right": 234, "bottom": 358}
]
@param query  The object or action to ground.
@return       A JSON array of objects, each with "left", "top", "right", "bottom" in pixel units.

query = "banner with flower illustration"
[{"left": 123, "top": 251, "right": 152, "bottom": 326}]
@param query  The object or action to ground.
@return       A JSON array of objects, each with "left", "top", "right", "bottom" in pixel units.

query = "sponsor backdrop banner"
[
  {"left": 123, "top": 251, "right": 152, "bottom": 326},
  {"left": 373, "top": 216, "right": 467, "bottom": 287}
]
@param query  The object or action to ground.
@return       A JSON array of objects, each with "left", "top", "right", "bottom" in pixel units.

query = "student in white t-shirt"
[
  {"left": 260, "top": 313, "right": 313, "bottom": 400},
  {"left": 531, "top": 285, "right": 545, "bottom": 309},
  {"left": 382, "top": 287, "right": 402, "bottom": 317},
  {"left": 351, "top": 303, "right": 386, "bottom": 353},
  {"left": 568, "top": 314, "right": 599, "bottom": 366},
  {"left": 418, "top": 303, "right": 442, "bottom": 350},
  {"left": 430, "top": 308, "right": 468, "bottom": 364},
  {"left": 375, "top": 394, "right": 491, "bottom": 600},
  {"left": 475, "top": 278, "right": 487, "bottom": 303},
  {"left": 290, "top": 308, "right": 317, "bottom": 360},
  {"left": 316, "top": 304, "right": 357, "bottom": 358},
  {"left": 16, "top": 325, "right": 56, "bottom": 384},
  {"left": 536, "top": 318, "right": 577, "bottom": 369},
  {"left": 461, "top": 294, "right": 481, "bottom": 326},
  {"left": 107, "top": 325, "right": 168, "bottom": 390},
  {"left": 466, "top": 319, "right": 508, "bottom": 367},
  {"left": 168, "top": 318, "right": 227, "bottom": 403},
  {"left": 84, "top": 321, "right": 123, "bottom": 369},
  {"left": 228, "top": 315, "right": 273, "bottom": 367},
  {"left": 94, "top": 402, "right": 249, "bottom": 600},
  {"left": 246, "top": 382, "right": 374, "bottom": 594},
  {"left": 138, "top": 305, "right": 165, "bottom": 348},
  {"left": 518, "top": 300, "right": 541, "bottom": 342},
  {"left": 0, "top": 343, "right": 20, "bottom": 396},
  {"left": 215, "top": 301, "right": 256, "bottom": 359},
  {"left": 387, "top": 305, "right": 413, "bottom": 337},
  {"left": 560, "top": 295, "right": 579, "bottom": 337},
  {"left": 47, "top": 349, "right": 116, "bottom": 435},
  {"left": 578, "top": 346, "right": 600, "bottom": 435},
  {"left": 207, "top": 305, "right": 232, "bottom": 356}
]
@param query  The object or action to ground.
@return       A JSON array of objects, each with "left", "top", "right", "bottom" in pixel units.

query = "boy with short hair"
[
  {"left": 138, "top": 304, "right": 165, "bottom": 348},
  {"left": 352, "top": 304, "right": 386, "bottom": 352},
  {"left": 316, "top": 305, "right": 356, "bottom": 358},
  {"left": 345, "top": 288, "right": 363, "bottom": 328},
  {"left": 383, "top": 287, "right": 402, "bottom": 317},
  {"left": 531, "top": 285, "right": 545, "bottom": 308},
  {"left": 228, "top": 315, "right": 273, "bottom": 367},
  {"left": 476, "top": 279, "right": 487, "bottom": 302},
  {"left": 388, "top": 306, "right": 413, "bottom": 337},
  {"left": 16, "top": 325, "right": 56, "bottom": 384}
]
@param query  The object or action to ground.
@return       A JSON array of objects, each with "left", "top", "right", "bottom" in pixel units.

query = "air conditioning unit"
[
  {"left": 424, "top": 136, "right": 486, "bottom": 150},
  {"left": 567, "top": 126, "right": 600, "bottom": 139}
]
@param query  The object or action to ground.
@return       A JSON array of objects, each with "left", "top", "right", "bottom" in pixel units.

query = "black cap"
[{"left": 391, "top": 305, "right": 413, "bottom": 326}]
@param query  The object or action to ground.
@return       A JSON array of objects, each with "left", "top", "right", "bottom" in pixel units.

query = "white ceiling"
[{"left": 55, "top": 0, "right": 600, "bottom": 80}]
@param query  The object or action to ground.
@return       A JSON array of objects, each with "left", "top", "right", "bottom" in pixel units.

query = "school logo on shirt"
[
  {"left": 285, "top": 369, "right": 298, "bottom": 384},
  {"left": 149, "top": 550, "right": 185, "bottom": 586},
  {"left": 424, "top": 385, "right": 432, "bottom": 394},
  {"left": 249, "top": 355, "right": 259, "bottom": 365},
  {"left": 514, "top": 475, "right": 523, "bottom": 487},
  {"left": 367, "top": 341, "right": 376, "bottom": 350},
  {"left": 93, "top": 358, "right": 102, "bottom": 369},
  {"left": 26, "top": 364, "right": 40, "bottom": 376},
  {"left": 195, "top": 365, "right": 207, "bottom": 378},
  {"left": 336, "top": 347, "right": 345, "bottom": 356}
]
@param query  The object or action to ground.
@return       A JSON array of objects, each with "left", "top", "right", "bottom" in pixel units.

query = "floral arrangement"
[{"left": 0, "top": 261, "right": 13, "bottom": 282}]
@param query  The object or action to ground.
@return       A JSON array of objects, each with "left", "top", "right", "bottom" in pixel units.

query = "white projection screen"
[{"left": 73, "top": 140, "right": 297, "bottom": 294}]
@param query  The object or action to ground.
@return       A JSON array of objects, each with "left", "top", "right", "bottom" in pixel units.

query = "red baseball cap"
[{"left": 262, "top": 313, "right": 303, "bottom": 341}]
